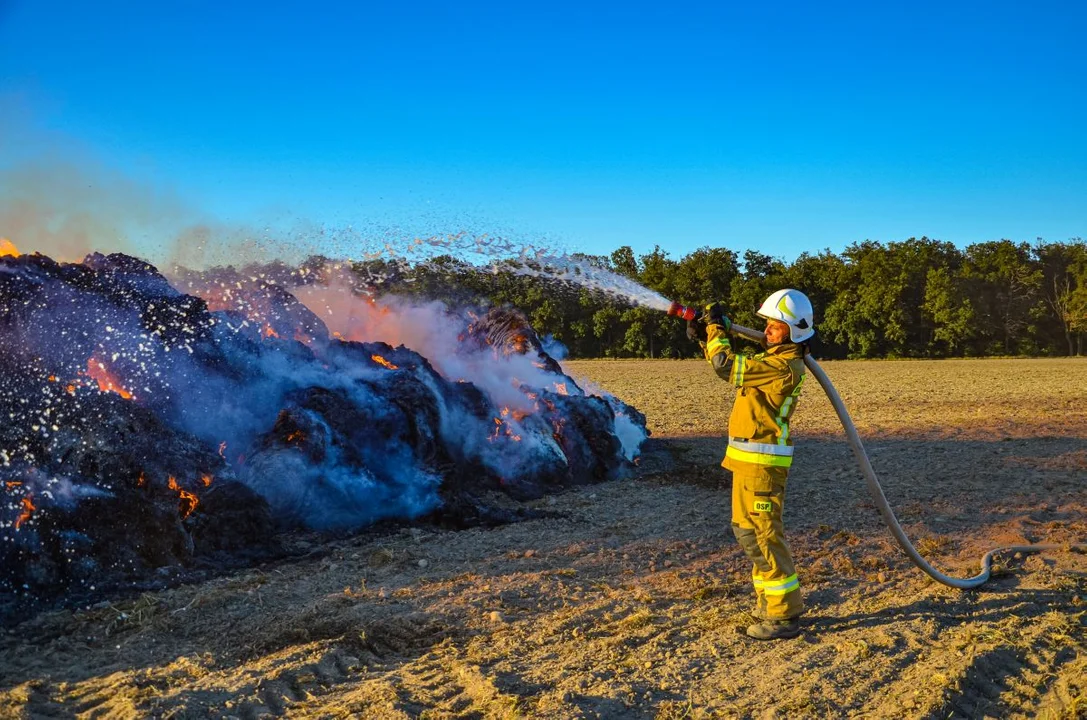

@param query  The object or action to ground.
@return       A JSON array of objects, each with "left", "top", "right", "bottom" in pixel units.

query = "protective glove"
[
  {"left": 703, "top": 302, "right": 732, "bottom": 332},
  {"left": 686, "top": 318, "right": 706, "bottom": 342}
]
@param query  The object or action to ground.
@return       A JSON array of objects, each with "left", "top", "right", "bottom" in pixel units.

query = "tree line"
[{"left": 351, "top": 237, "right": 1087, "bottom": 359}]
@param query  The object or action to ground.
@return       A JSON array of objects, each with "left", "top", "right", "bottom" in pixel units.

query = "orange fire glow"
[
  {"left": 553, "top": 382, "right": 569, "bottom": 396},
  {"left": 201, "top": 474, "right": 213, "bottom": 487},
  {"left": 86, "top": 358, "right": 134, "bottom": 399},
  {"left": 14, "top": 494, "right": 35, "bottom": 529},
  {"left": 137, "top": 473, "right": 146, "bottom": 487},
  {"left": 371, "top": 354, "right": 399, "bottom": 370},
  {"left": 489, "top": 413, "right": 523, "bottom": 442},
  {"left": 5, "top": 481, "right": 22, "bottom": 491},
  {"left": 0, "top": 238, "right": 19, "bottom": 258},
  {"left": 285, "top": 430, "right": 306, "bottom": 443},
  {"left": 167, "top": 476, "right": 199, "bottom": 519},
  {"left": 263, "top": 324, "right": 280, "bottom": 339}
]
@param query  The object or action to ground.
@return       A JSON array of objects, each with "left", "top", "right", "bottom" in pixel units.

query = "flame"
[
  {"left": 0, "top": 238, "right": 19, "bottom": 258},
  {"left": 371, "top": 354, "right": 399, "bottom": 370},
  {"left": 167, "top": 476, "right": 199, "bottom": 519},
  {"left": 201, "top": 474, "right": 213, "bottom": 487},
  {"left": 14, "top": 494, "right": 35, "bottom": 529},
  {"left": 86, "top": 357, "right": 133, "bottom": 399},
  {"left": 551, "top": 416, "right": 566, "bottom": 443},
  {"left": 5, "top": 481, "right": 22, "bottom": 490},
  {"left": 489, "top": 413, "right": 522, "bottom": 442},
  {"left": 553, "top": 382, "right": 569, "bottom": 396},
  {"left": 66, "top": 384, "right": 76, "bottom": 395},
  {"left": 286, "top": 430, "right": 305, "bottom": 443},
  {"left": 137, "top": 473, "right": 146, "bottom": 487}
]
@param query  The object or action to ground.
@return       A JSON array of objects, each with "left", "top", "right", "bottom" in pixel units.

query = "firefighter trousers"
[{"left": 729, "top": 463, "right": 803, "bottom": 620}]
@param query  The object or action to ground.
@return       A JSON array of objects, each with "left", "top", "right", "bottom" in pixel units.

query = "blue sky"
[{"left": 1, "top": 1, "right": 1085, "bottom": 262}]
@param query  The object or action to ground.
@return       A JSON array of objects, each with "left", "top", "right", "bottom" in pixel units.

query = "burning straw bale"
[{"left": 0, "top": 251, "right": 646, "bottom": 617}]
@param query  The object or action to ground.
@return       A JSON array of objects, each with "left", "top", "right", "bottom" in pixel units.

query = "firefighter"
[{"left": 688, "top": 289, "right": 814, "bottom": 640}]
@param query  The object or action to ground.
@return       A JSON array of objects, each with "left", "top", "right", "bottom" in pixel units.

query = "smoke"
[
  {"left": 288, "top": 278, "right": 647, "bottom": 465},
  {"left": 540, "top": 334, "right": 569, "bottom": 361},
  {"left": 0, "top": 107, "right": 324, "bottom": 270},
  {"left": 293, "top": 281, "right": 559, "bottom": 411},
  {"left": 0, "top": 159, "right": 151, "bottom": 261},
  {"left": 0, "top": 157, "right": 331, "bottom": 270},
  {"left": 171, "top": 259, "right": 648, "bottom": 486}
]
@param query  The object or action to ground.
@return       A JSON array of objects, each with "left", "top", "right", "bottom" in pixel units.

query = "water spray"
[{"left": 668, "top": 302, "right": 1086, "bottom": 589}]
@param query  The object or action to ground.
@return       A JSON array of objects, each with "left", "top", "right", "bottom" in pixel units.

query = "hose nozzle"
[{"left": 667, "top": 301, "right": 701, "bottom": 322}]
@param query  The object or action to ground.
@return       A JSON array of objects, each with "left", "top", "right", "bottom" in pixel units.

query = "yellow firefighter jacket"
[{"left": 702, "top": 322, "right": 806, "bottom": 471}]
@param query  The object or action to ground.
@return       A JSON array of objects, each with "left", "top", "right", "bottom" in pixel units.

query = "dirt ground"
[{"left": 2, "top": 357, "right": 1085, "bottom": 719}]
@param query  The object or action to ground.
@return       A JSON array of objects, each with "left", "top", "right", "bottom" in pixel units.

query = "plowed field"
[{"left": 2, "top": 357, "right": 1085, "bottom": 719}]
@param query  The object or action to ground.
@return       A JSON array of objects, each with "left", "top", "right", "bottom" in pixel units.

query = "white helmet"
[{"left": 757, "top": 289, "right": 815, "bottom": 343}]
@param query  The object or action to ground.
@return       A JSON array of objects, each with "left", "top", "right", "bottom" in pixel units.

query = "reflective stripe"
[
  {"left": 706, "top": 337, "right": 729, "bottom": 356},
  {"left": 761, "top": 574, "right": 800, "bottom": 596},
  {"left": 729, "top": 439, "right": 794, "bottom": 457},
  {"left": 732, "top": 354, "right": 746, "bottom": 386},
  {"left": 776, "top": 396, "right": 794, "bottom": 444},
  {"left": 725, "top": 445, "right": 793, "bottom": 468},
  {"left": 774, "top": 374, "right": 805, "bottom": 445}
]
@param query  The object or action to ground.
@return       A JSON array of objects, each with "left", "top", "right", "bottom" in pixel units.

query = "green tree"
[
  {"left": 610, "top": 246, "right": 638, "bottom": 278},
  {"left": 729, "top": 250, "right": 787, "bottom": 332},
  {"left": 962, "top": 240, "right": 1043, "bottom": 355},
  {"left": 671, "top": 246, "right": 740, "bottom": 306},
  {"left": 592, "top": 306, "right": 623, "bottom": 355},
  {"left": 922, "top": 267, "right": 975, "bottom": 355},
  {"left": 1035, "top": 239, "right": 1087, "bottom": 355},
  {"left": 783, "top": 250, "right": 848, "bottom": 358}
]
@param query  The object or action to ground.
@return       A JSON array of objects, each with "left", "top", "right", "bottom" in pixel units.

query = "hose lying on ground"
[{"left": 729, "top": 322, "right": 1086, "bottom": 589}]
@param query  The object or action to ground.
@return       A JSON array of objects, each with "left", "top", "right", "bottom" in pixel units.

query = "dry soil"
[{"left": 2, "top": 357, "right": 1085, "bottom": 719}]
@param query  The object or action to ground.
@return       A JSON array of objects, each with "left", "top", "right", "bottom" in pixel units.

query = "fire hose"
[{"left": 668, "top": 302, "right": 1085, "bottom": 589}]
